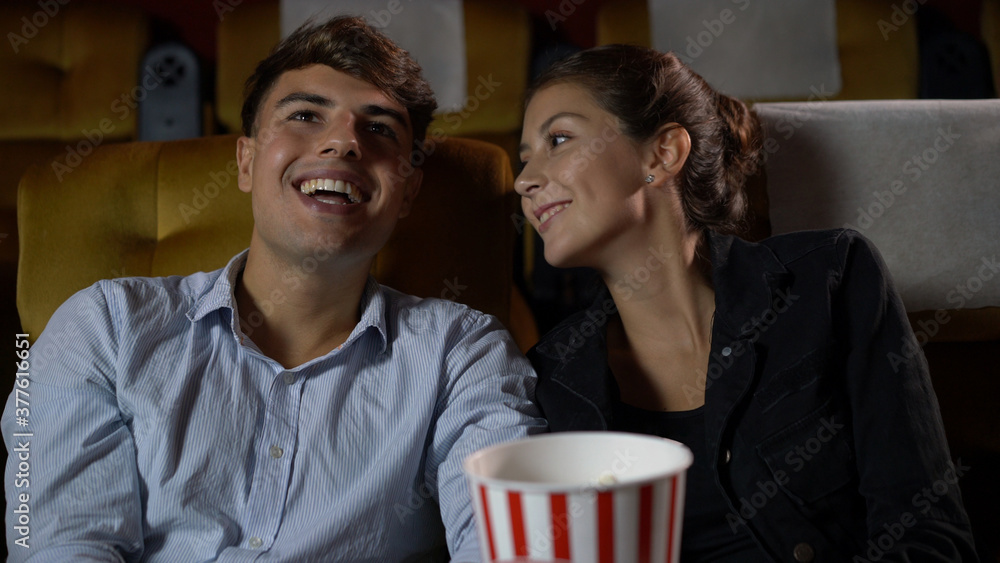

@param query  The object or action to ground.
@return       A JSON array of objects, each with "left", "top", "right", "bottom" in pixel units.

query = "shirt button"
[
  {"left": 269, "top": 445, "right": 283, "bottom": 459},
  {"left": 248, "top": 536, "right": 262, "bottom": 549},
  {"left": 721, "top": 346, "right": 732, "bottom": 357},
  {"left": 723, "top": 449, "right": 732, "bottom": 464},
  {"left": 283, "top": 372, "right": 295, "bottom": 385},
  {"left": 793, "top": 542, "right": 815, "bottom": 562}
]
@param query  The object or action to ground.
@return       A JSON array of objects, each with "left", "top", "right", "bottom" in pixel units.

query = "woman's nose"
[{"left": 514, "top": 159, "right": 543, "bottom": 197}]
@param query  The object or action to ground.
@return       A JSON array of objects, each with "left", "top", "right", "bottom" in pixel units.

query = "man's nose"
[{"left": 318, "top": 114, "right": 361, "bottom": 160}]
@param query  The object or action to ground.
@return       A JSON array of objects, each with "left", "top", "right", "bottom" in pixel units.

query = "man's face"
[{"left": 237, "top": 64, "right": 422, "bottom": 269}]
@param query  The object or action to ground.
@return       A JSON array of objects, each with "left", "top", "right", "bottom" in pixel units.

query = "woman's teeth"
[
  {"left": 539, "top": 203, "right": 570, "bottom": 224},
  {"left": 299, "top": 178, "right": 361, "bottom": 204}
]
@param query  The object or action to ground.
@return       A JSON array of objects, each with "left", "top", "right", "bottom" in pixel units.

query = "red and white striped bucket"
[{"left": 464, "top": 432, "right": 693, "bottom": 563}]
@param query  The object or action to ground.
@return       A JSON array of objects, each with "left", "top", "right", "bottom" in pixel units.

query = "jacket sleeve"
[
  {"left": 834, "top": 230, "right": 979, "bottom": 561},
  {"left": 3, "top": 284, "right": 143, "bottom": 562}
]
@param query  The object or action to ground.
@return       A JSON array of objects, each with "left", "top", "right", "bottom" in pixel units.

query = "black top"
[{"left": 612, "top": 401, "right": 771, "bottom": 562}]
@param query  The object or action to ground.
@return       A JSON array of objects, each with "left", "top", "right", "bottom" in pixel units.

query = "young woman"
[{"left": 517, "top": 45, "right": 978, "bottom": 562}]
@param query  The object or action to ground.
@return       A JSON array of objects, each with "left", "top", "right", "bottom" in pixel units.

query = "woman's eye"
[
  {"left": 548, "top": 133, "right": 569, "bottom": 148},
  {"left": 367, "top": 122, "right": 397, "bottom": 139}
]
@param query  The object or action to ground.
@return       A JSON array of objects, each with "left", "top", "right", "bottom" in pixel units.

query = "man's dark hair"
[{"left": 241, "top": 15, "right": 437, "bottom": 146}]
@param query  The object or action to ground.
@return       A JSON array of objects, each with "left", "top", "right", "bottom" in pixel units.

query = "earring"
[{"left": 645, "top": 174, "right": 655, "bottom": 183}]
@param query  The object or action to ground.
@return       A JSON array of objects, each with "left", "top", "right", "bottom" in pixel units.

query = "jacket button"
[{"left": 793, "top": 542, "right": 815, "bottom": 562}]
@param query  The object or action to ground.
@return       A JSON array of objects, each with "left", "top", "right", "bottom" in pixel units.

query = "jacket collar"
[
  {"left": 532, "top": 231, "right": 792, "bottom": 413},
  {"left": 708, "top": 231, "right": 792, "bottom": 342}
]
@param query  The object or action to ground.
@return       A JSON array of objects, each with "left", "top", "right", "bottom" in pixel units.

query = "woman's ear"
[{"left": 648, "top": 124, "right": 691, "bottom": 179}]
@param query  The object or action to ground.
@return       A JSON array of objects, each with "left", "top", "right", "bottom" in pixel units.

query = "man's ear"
[
  {"left": 236, "top": 136, "right": 255, "bottom": 194},
  {"left": 398, "top": 167, "right": 422, "bottom": 219},
  {"left": 647, "top": 123, "right": 691, "bottom": 180}
]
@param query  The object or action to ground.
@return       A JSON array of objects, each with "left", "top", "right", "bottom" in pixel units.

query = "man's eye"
[
  {"left": 288, "top": 111, "right": 319, "bottom": 123},
  {"left": 367, "top": 122, "right": 397, "bottom": 139}
]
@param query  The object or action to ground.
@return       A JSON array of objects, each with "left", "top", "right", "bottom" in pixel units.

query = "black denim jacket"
[{"left": 526, "top": 229, "right": 978, "bottom": 562}]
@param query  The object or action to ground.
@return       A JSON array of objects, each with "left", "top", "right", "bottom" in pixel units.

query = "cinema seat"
[
  {"left": 754, "top": 99, "right": 1000, "bottom": 562},
  {"left": 595, "top": 0, "right": 921, "bottom": 100},
  {"left": 17, "top": 134, "right": 536, "bottom": 353},
  {"left": 0, "top": 1, "right": 148, "bottom": 375}
]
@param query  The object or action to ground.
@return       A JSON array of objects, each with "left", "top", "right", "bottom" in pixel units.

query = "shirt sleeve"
[
  {"left": 424, "top": 310, "right": 547, "bottom": 561},
  {"left": 835, "top": 230, "right": 979, "bottom": 561},
  {"left": 3, "top": 283, "right": 144, "bottom": 562}
]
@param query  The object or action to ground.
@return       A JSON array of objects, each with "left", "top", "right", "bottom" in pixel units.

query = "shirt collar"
[
  {"left": 355, "top": 275, "right": 389, "bottom": 354},
  {"left": 187, "top": 250, "right": 248, "bottom": 322},
  {"left": 186, "top": 251, "right": 389, "bottom": 354}
]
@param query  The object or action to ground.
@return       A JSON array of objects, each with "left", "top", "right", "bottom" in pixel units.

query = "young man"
[{"left": 3, "top": 16, "right": 544, "bottom": 562}]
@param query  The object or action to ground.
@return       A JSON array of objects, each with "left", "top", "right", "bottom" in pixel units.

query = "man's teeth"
[
  {"left": 539, "top": 203, "right": 570, "bottom": 224},
  {"left": 298, "top": 178, "right": 361, "bottom": 203}
]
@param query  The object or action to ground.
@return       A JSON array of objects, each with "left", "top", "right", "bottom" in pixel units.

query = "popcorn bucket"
[{"left": 464, "top": 432, "right": 693, "bottom": 563}]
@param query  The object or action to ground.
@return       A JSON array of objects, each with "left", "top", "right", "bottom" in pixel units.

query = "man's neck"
[{"left": 234, "top": 246, "right": 372, "bottom": 368}]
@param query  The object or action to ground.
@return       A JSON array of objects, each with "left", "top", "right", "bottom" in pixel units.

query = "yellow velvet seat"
[
  {"left": 215, "top": 0, "right": 531, "bottom": 163},
  {"left": 17, "top": 134, "right": 534, "bottom": 353},
  {"left": 595, "top": 0, "right": 921, "bottom": 100},
  {"left": 0, "top": 3, "right": 148, "bottom": 141},
  {"left": 0, "top": 2, "right": 149, "bottom": 368}
]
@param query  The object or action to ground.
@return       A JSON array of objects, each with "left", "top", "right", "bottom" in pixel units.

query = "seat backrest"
[
  {"left": 17, "top": 134, "right": 518, "bottom": 341},
  {"left": 754, "top": 99, "right": 1000, "bottom": 333},
  {"left": 0, "top": 3, "right": 148, "bottom": 141},
  {"left": 595, "top": 0, "right": 920, "bottom": 100}
]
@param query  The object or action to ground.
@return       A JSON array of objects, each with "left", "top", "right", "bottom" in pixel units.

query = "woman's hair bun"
[{"left": 715, "top": 93, "right": 764, "bottom": 200}]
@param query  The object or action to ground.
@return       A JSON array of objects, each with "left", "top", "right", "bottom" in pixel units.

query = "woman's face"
[{"left": 516, "top": 83, "right": 652, "bottom": 269}]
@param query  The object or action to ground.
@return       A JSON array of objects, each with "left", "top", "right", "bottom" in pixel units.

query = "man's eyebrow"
[
  {"left": 518, "top": 112, "right": 588, "bottom": 153},
  {"left": 275, "top": 92, "right": 332, "bottom": 110}
]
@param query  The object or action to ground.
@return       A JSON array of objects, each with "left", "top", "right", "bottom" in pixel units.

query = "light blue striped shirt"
[{"left": 3, "top": 251, "right": 545, "bottom": 562}]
